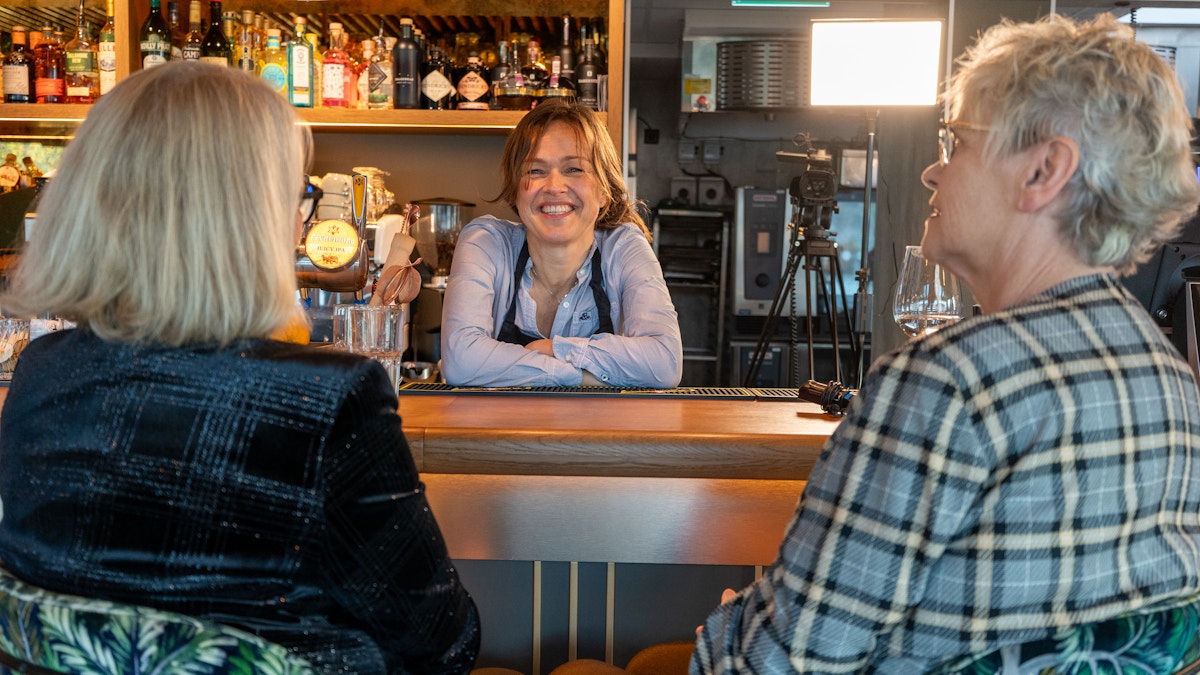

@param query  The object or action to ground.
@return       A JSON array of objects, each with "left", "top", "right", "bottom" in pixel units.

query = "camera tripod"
[{"left": 742, "top": 198, "right": 859, "bottom": 389}]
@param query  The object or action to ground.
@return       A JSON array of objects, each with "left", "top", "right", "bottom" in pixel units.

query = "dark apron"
[{"left": 497, "top": 240, "right": 614, "bottom": 346}]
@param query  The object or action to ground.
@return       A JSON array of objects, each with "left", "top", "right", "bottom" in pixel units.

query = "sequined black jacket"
[{"left": 0, "top": 329, "right": 479, "bottom": 674}]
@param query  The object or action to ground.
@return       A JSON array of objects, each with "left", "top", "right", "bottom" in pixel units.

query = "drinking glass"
[
  {"left": 893, "top": 245, "right": 963, "bottom": 338},
  {"left": 333, "top": 305, "right": 409, "bottom": 393}
]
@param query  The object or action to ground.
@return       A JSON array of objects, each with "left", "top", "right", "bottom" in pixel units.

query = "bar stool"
[{"left": 549, "top": 641, "right": 694, "bottom": 675}]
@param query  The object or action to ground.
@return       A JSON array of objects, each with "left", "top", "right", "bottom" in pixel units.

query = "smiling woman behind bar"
[
  {"left": 0, "top": 61, "right": 478, "bottom": 674},
  {"left": 441, "top": 99, "right": 683, "bottom": 388}
]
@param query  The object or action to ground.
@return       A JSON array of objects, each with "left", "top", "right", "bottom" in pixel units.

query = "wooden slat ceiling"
[{"left": 0, "top": 2, "right": 606, "bottom": 47}]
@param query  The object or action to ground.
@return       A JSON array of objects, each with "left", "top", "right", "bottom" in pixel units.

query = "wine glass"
[{"left": 893, "top": 245, "right": 964, "bottom": 338}]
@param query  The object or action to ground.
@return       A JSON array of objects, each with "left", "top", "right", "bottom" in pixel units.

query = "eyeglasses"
[
  {"left": 299, "top": 180, "right": 323, "bottom": 224},
  {"left": 938, "top": 120, "right": 991, "bottom": 165}
]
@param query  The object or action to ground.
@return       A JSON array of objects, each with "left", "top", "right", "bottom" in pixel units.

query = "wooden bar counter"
[
  {"left": 396, "top": 388, "right": 841, "bottom": 565},
  {"left": 399, "top": 388, "right": 840, "bottom": 480}
]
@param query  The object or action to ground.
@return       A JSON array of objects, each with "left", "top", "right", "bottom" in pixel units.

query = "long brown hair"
[{"left": 494, "top": 99, "right": 649, "bottom": 240}]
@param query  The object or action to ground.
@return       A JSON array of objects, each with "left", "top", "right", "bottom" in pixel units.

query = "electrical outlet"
[
  {"left": 702, "top": 140, "right": 722, "bottom": 163},
  {"left": 670, "top": 177, "right": 698, "bottom": 205},
  {"left": 698, "top": 177, "right": 725, "bottom": 206}
]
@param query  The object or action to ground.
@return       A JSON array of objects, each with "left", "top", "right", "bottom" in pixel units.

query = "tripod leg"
[{"left": 744, "top": 241, "right": 806, "bottom": 387}]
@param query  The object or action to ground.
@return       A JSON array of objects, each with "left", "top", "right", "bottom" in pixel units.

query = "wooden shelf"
[
  {"left": 0, "top": 104, "right": 612, "bottom": 138},
  {"left": 0, "top": 0, "right": 625, "bottom": 144}
]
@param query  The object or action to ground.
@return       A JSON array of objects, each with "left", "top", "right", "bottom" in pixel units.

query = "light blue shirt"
[{"left": 441, "top": 216, "right": 683, "bottom": 388}]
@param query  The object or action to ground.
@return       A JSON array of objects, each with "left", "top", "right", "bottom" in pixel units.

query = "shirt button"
[{"left": 563, "top": 301, "right": 570, "bottom": 307}]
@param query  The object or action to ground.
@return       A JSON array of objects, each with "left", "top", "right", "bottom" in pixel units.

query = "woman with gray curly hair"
[{"left": 692, "top": 13, "right": 1200, "bottom": 675}]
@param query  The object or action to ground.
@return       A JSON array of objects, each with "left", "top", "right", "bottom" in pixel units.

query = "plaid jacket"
[{"left": 695, "top": 274, "right": 1200, "bottom": 674}]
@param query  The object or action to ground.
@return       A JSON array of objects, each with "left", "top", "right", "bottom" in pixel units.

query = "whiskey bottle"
[
  {"left": 139, "top": 0, "right": 172, "bottom": 69},
  {"left": 2, "top": 27, "right": 35, "bottom": 104},
  {"left": 98, "top": 0, "right": 117, "bottom": 95},
  {"left": 33, "top": 23, "right": 65, "bottom": 104},
  {"left": 181, "top": 0, "right": 203, "bottom": 60},
  {"left": 165, "top": 0, "right": 184, "bottom": 60},
  {"left": 64, "top": 0, "right": 99, "bottom": 103},
  {"left": 200, "top": 0, "right": 231, "bottom": 65}
]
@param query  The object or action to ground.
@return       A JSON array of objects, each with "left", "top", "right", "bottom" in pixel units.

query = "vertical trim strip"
[
  {"left": 605, "top": 562, "right": 615, "bottom": 664},
  {"left": 533, "top": 561, "right": 542, "bottom": 675},
  {"left": 569, "top": 561, "right": 579, "bottom": 661}
]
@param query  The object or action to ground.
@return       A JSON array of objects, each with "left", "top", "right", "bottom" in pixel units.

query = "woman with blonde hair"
[{"left": 0, "top": 61, "right": 479, "bottom": 674}]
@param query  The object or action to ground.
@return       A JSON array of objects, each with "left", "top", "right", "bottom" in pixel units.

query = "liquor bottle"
[
  {"left": 234, "top": 11, "right": 255, "bottom": 73},
  {"left": 364, "top": 37, "right": 392, "bottom": 110},
  {"left": 200, "top": 1, "right": 231, "bottom": 65},
  {"left": 576, "top": 38, "right": 600, "bottom": 111},
  {"left": 455, "top": 55, "right": 489, "bottom": 110},
  {"left": 489, "top": 40, "right": 513, "bottom": 109},
  {"left": 64, "top": 0, "right": 99, "bottom": 103},
  {"left": 356, "top": 38, "right": 372, "bottom": 109},
  {"left": 286, "top": 17, "right": 314, "bottom": 107},
  {"left": 391, "top": 17, "right": 420, "bottom": 109},
  {"left": 590, "top": 17, "right": 608, "bottom": 67},
  {"left": 221, "top": 12, "right": 237, "bottom": 44},
  {"left": 321, "top": 23, "right": 352, "bottom": 108},
  {"left": 33, "top": 23, "right": 65, "bottom": 104},
  {"left": 139, "top": 0, "right": 172, "bottom": 69},
  {"left": 521, "top": 39, "right": 548, "bottom": 91},
  {"left": 420, "top": 46, "right": 454, "bottom": 110},
  {"left": 2, "top": 27, "right": 35, "bottom": 104},
  {"left": 166, "top": 0, "right": 184, "bottom": 60},
  {"left": 181, "top": 0, "right": 203, "bottom": 60},
  {"left": 257, "top": 28, "right": 286, "bottom": 96},
  {"left": 557, "top": 15, "right": 576, "bottom": 88},
  {"left": 542, "top": 55, "right": 576, "bottom": 104},
  {"left": 98, "top": 0, "right": 117, "bottom": 95}
]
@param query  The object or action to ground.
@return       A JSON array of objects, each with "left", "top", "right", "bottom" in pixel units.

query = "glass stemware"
[{"left": 893, "top": 245, "right": 964, "bottom": 338}]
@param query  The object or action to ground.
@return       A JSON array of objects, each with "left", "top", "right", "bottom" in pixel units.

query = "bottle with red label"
[{"left": 33, "top": 22, "right": 65, "bottom": 104}]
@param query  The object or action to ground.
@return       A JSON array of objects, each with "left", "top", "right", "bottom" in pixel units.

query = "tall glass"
[
  {"left": 333, "top": 304, "right": 409, "bottom": 394},
  {"left": 893, "top": 245, "right": 963, "bottom": 338}
]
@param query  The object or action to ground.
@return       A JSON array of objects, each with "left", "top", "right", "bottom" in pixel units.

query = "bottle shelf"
[
  {"left": 0, "top": 103, "right": 610, "bottom": 138},
  {"left": 0, "top": 0, "right": 625, "bottom": 143}
]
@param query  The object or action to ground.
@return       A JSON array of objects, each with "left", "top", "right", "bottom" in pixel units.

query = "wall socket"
[
  {"left": 698, "top": 177, "right": 725, "bottom": 206},
  {"left": 670, "top": 177, "right": 698, "bottom": 205}
]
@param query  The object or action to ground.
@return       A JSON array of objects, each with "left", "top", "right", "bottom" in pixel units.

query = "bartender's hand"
[{"left": 524, "top": 338, "right": 554, "bottom": 356}]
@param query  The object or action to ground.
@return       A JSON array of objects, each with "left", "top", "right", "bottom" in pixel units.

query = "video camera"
[
  {"left": 777, "top": 137, "right": 838, "bottom": 208},
  {"left": 777, "top": 138, "right": 839, "bottom": 237}
]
